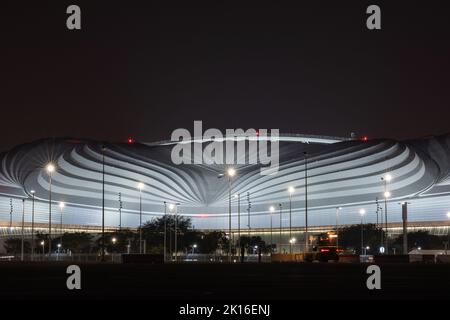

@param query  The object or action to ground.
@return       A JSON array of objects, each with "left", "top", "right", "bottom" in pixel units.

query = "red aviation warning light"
[
  {"left": 360, "top": 135, "right": 369, "bottom": 142},
  {"left": 127, "top": 137, "right": 135, "bottom": 144}
]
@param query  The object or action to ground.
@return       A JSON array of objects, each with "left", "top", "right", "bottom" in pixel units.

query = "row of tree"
[
  {"left": 2, "top": 217, "right": 448, "bottom": 255},
  {"left": 3, "top": 215, "right": 271, "bottom": 255},
  {"left": 337, "top": 223, "right": 449, "bottom": 254}
]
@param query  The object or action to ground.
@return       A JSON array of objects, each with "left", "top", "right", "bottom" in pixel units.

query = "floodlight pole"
[{"left": 101, "top": 145, "right": 106, "bottom": 261}]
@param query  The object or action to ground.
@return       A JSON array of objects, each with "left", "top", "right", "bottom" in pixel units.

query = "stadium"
[{"left": 1, "top": 133, "right": 450, "bottom": 247}]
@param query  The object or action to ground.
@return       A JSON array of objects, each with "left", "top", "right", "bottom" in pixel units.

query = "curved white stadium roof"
[{"left": 1, "top": 133, "right": 450, "bottom": 229}]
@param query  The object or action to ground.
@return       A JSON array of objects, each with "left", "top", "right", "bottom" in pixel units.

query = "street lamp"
[
  {"left": 118, "top": 192, "right": 123, "bottom": 230},
  {"left": 101, "top": 145, "right": 106, "bottom": 262},
  {"left": 21, "top": 199, "right": 25, "bottom": 261},
  {"left": 220, "top": 167, "right": 236, "bottom": 263},
  {"left": 359, "top": 208, "right": 366, "bottom": 255},
  {"left": 168, "top": 202, "right": 180, "bottom": 261},
  {"left": 269, "top": 206, "right": 275, "bottom": 253},
  {"left": 59, "top": 202, "right": 64, "bottom": 249},
  {"left": 381, "top": 173, "right": 393, "bottom": 253},
  {"left": 278, "top": 204, "right": 282, "bottom": 253},
  {"left": 288, "top": 186, "right": 294, "bottom": 254},
  {"left": 446, "top": 211, "right": 450, "bottom": 255},
  {"left": 192, "top": 244, "right": 197, "bottom": 254},
  {"left": 111, "top": 237, "right": 117, "bottom": 261},
  {"left": 235, "top": 194, "right": 241, "bottom": 257},
  {"left": 304, "top": 151, "right": 309, "bottom": 254},
  {"left": 30, "top": 190, "right": 35, "bottom": 261},
  {"left": 40, "top": 240, "right": 45, "bottom": 255},
  {"left": 137, "top": 182, "right": 144, "bottom": 254},
  {"left": 227, "top": 168, "right": 235, "bottom": 262},
  {"left": 336, "top": 207, "right": 342, "bottom": 251},
  {"left": 46, "top": 163, "right": 55, "bottom": 256},
  {"left": 289, "top": 237, "right": 296, "bottom": 252}
]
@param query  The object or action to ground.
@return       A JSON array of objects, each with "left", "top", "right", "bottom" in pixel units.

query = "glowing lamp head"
[
  {"left": 168, "top": 203, "right": 175, "bottom": 211},
  {"left": 137, "top": 182, "right": 144, "bottom": 191},
  {"left": 288, "top": 186, "right": 295, "bottom": 194},
  {"left": 384, "top": 174, "right": 393, "bottom": 182},
  {"left": 46, "top": 163, "right": 55, "bottom": 173},
  {"left": 193, "top": 244, "right": 197, "bottom": 248},
  {"left": 384, "top": 191, "right": 391, "bottom": 198},
  {"left": 112, "top": 237, "right": 117, "bottom": 244},
  {"left": 269, "top": 206, "right": 275, "bottom": 212},
  {"left": 59, "top": 202, "right": 65, "bottom": 209},
  {"left": 40, "top": 241, "right": 45, "bottom": 246},
  {"left": 227, "top": 168, "right": 236, "bottom": 177},
  {"left": 359, "top": 208, "right": 366, "bottom": 216},
  {"left": 447, "top": 211, "right": 450, "bottom": 218},
  {"left": 30, "top": 190, "right": 35, "bottom": 194}
]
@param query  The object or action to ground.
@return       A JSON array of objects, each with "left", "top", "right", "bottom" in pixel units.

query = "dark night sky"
[{"left": 1, "top": 1, "right": 449, "bottom": 152}]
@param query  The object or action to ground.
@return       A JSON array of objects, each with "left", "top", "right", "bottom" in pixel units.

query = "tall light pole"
[
  {"left": 336, "top": 207, "right": 342, "bottom": 251},
  {"left": 9, "top": 198, "right": 13, "bottom": 229},
  {"left": 446, "top": 212, "right": 450, "bottom": 255},
  {"left": 218, "top": 168, "right": 237, "bottom": 262},
  {"left": 269, "top": 206, "right": 275, "bottom": 253},
  {"left": 381, "top": 173, "right": 392, "bottom": 253},
  {"left": 163, "top": 202, "right": 167, "bottom": 262},
  {"left": 46, "top": 163, "right": 55, "bottom": 256},
  {"left": 101, "top": 145, "right": 106, "bottom": 261},
  {"left": 137, "top": 182, "right": 144, "bottom": 254},
  {"left": 288, "top": 186, "right": 294, "bottom": 254},
  {"left": 235, "top": 194, "right": 241, "bottom": 257},
  {"left": 278, "top": 203, "right": 282, "bottom": 253},
  {"left": 118, "top": 192, "right": 122, "bottom": 230},
  {"left": 168, "top": 203, "right": 175, "bottom": 259},
  {"left": 21, "top": 199, "right": 25, "bottom": 261},
  {"left": 359, "top": 208, "right": 366, "bottom": 255},
  {"left": 59, "top": 202, "right": 65, "bottom": 249},
  {"left": 247, "top": 192, "right": 251, "bottom": 237},
  {"left": 304, "top": 151, "right": 309, "bottom": 253},
  {"left": 174, "top": 203, "right": 180, "bottom": 262},
  {"left": 112, "top": 237, "right": 117, "bottom": 261},
  {"left": 226, "top": 168, "right": 236, "bottom": 262},
  {"left": 30, "top": 190, "right": 35, "bottom": 261}
]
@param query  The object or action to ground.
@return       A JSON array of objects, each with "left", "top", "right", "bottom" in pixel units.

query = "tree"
[
  {"left": 3, "top": 238, "right": 30, "bottom": 254},
  {"left": 141, "top": 214, "right": 192, "bottom": 253},
  {"left": 238, "top": 236, "right": 269, "bottom": 254},
  {"left": 392, "top": 230, "right": 446, "bottom": 252},
  {"left": 94, "top": 229, "right": 136, "bottom": 254},
  {"left": 338, "top": 224, "right": 385, "bottom": 255},
  {"left": 197, "top": 231, "right": 228, "bottom": 254},
  {"left": 61, "top": 232, "right": 93, "bottom": 253}
]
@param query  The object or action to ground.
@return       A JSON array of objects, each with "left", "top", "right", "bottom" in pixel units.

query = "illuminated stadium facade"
[{"left": 1, "top": 133, "right": 450, "bottom": 236}]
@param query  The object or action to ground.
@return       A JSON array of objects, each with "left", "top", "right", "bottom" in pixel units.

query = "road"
[{"left": 0, "top": 262, "right": 449, "bottom": 300}]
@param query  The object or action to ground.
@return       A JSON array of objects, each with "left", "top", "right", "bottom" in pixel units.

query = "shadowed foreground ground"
[{"left": 0, "top": 262, "right": 449, "bottom": 300}]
